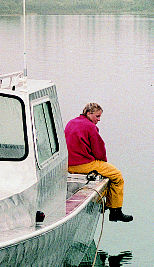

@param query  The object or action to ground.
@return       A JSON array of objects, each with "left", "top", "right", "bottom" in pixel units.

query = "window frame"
[
  {"left": 0, "top": 93, "right": 29, "bottom": 161},
  {"left": 31, "top": 96, "right": 59, "bottom": 169}
]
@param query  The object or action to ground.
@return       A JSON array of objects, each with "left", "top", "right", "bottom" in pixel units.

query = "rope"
[
  {"left": 71, "top": 185, "right": 105, "bottom": 267},
  {"left": 91, "top": 189, "right": 105, "bottom": 267}
]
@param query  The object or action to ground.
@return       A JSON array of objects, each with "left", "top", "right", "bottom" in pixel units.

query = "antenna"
[{"left": 23, "top": 0, "right": 27, "bottom": 78}]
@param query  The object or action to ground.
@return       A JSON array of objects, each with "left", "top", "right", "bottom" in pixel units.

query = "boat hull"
[{"left": 0, "top": 201, "right": 101, "bottom": 267}]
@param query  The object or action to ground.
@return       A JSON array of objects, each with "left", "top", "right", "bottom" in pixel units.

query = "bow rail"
[{"left": 0, "top": 71, "right": 24, "bottom": 89}]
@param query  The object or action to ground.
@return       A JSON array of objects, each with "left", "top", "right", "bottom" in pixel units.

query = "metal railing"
[{"left": 0, "top": 71, "right": 23, "bottom": 89}]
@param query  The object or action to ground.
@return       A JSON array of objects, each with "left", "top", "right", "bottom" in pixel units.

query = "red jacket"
[{"left": 65, "top": 115, "right": 107, "bottom": 166}]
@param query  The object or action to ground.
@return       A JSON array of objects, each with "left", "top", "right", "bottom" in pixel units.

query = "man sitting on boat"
[{"left": 65, "top": 103, "right": 133, "bottom": 222}]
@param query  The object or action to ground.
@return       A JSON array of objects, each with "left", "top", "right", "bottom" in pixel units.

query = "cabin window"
[
  {"left": 0, "top": 94, "right": 28, "bottom": 160},
  {"left": 33, "top": 101, "right": 59, "bottom": 165}
]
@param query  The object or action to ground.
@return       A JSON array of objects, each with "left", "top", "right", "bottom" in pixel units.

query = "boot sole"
[
  {"left": 109, "top": 217, "right": 133, "bottom": 222},
  {"left": 109, "top": 220, "right": 133, "bottom": 222}
]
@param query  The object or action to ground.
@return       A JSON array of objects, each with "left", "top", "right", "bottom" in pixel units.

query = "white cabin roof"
[{"left": 24, "top": 79, "right": 55, "bottom": 93}]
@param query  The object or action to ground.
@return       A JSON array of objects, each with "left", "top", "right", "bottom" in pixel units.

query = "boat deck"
[{"left": 66, "top": 175, "right": 109, "bottom": 215}]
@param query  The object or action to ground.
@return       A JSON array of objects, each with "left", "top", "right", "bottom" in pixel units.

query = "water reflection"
[{"left": 0, "top": 15, "right": 153, "bottom": 265}]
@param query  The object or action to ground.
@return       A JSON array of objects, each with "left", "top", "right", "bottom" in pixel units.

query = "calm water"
[{"left": 0, "top": 15, "right": 153, "bottom": 266}]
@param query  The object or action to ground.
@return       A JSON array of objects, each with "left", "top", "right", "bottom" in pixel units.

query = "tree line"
[{"left": 0, "top": 0, "right": 153, "bottom": 15}]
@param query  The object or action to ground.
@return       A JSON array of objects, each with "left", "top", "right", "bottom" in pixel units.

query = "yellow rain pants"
[{"left": 68, "top": 160, "right": 124, "bottom": 208}]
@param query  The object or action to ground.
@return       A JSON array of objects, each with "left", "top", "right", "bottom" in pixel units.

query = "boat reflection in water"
[{"left": 64, "top": 238, "right": 132, "bottom": 266}]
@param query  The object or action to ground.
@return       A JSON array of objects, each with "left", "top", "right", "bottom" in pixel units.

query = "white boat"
[{"left": 0, "top": 72, "right": 109, "bottom": 266}]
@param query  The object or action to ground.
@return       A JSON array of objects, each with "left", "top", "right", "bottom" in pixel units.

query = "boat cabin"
[{"left": 0, "top": 72, "right": 68, "bottom": 230}]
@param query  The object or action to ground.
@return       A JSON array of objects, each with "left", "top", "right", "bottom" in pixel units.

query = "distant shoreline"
[{"left": 0, "top": 11, "right": 153, "bottom": 18}]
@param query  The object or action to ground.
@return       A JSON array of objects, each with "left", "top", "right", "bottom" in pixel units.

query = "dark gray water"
[{"left": 0, "top": 15, "right": 153, "bottom": 266}]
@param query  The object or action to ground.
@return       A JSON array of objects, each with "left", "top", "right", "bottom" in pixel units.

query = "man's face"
[{"left": 87, "top": 110, "right": 102, "bottom": 125}]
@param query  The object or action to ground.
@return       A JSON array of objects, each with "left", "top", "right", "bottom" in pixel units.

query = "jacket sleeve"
[{"left": 89, "top": 126, "right": 107, "bottom": 162}]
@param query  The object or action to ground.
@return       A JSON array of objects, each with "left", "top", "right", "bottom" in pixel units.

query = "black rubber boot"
[{"left": 109, "top": 207, "right": 133, "bottom": 222}]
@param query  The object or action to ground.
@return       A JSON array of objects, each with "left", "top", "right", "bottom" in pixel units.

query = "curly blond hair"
[{"left": 82, "top": 103, "right": 103, "bottom": 116}]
